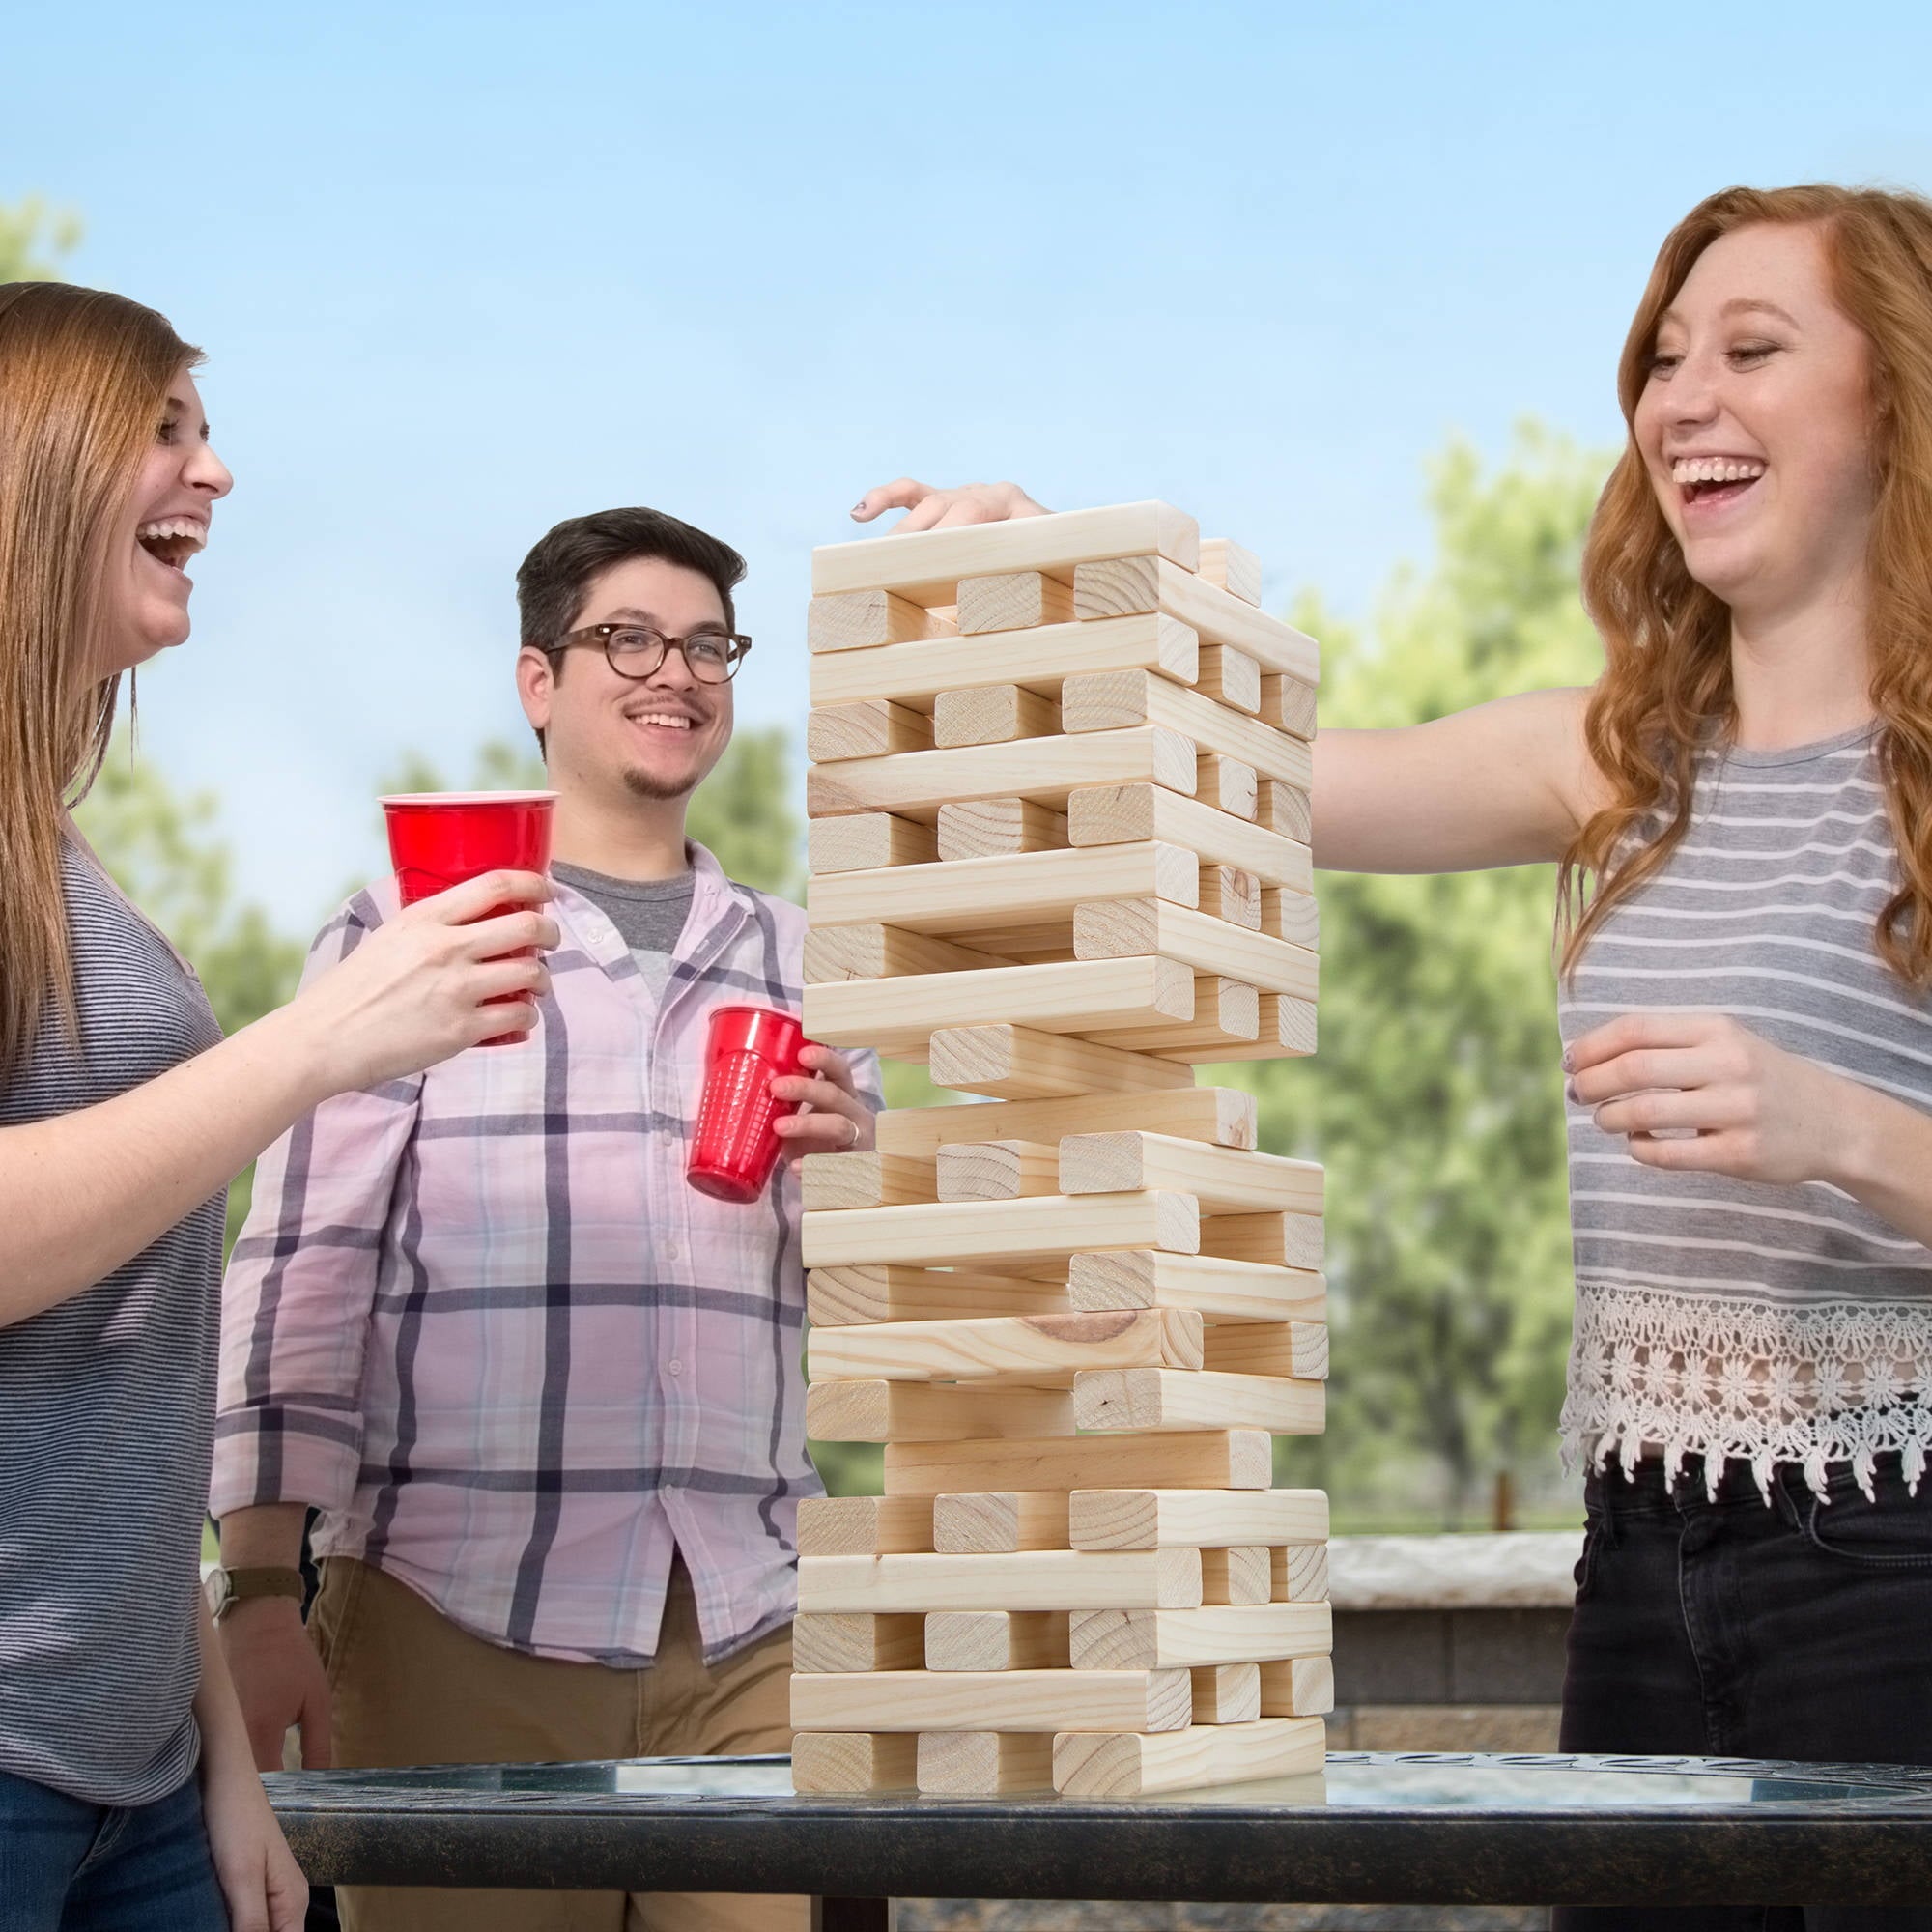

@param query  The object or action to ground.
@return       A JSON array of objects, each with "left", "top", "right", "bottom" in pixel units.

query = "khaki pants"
[{"left": 311, "top": 1555, "right": 807, "bottom": 1932}]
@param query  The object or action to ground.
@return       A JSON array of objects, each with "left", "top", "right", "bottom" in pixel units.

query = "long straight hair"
[
  {"left": 1558, "top": 185, "right": 1932, "bottom": 987},
  {"left": 0, "top": 283, "right": 203, "bottom": 1081}
]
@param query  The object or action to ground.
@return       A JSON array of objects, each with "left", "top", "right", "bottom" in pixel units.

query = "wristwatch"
[{"left": 207, "top": 1566, "right": 305, "bottom": 1623}]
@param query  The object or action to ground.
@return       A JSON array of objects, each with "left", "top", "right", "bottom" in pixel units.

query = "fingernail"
[
  {"left": 1561, "top": 1047, "right": 1575, "bottom": 1072},
  {"left": 851, "top": 499, "right": 868, "bottom": 515},
  {"left": 1565, "top": 1080, "right": 1577, "bottom": 1104}
]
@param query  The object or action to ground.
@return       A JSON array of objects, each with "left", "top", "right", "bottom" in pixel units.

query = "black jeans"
[{"left": 1555, "top": 1451, "right": 1932, "bottom": 1931}]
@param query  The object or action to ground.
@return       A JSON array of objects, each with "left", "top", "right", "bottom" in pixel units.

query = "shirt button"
[
  {"left": 668, "top": 1359, "right": 684, "bottom": 1378},
  {"left": 665, "top": 1241, "right": 682, "bottom": 1262}
]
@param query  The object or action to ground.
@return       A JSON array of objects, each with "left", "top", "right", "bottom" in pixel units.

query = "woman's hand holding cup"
[{"left": 282, "top": 870, "right": 557, "bottom": 1101}]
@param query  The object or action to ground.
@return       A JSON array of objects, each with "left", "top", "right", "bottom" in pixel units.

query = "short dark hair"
[{"left": 516, "top": 506, "right": 747, "bottom": 651}]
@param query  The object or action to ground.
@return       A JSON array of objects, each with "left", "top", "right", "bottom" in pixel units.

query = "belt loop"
[{"left": 1593, "top": 1456, "right": 1624, "bottom": 1548}]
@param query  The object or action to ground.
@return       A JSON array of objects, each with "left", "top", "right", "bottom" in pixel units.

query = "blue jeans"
[
  {"left": 1555, "top": 1450, "right": 1932, "bottom": 1931},
  {"left": 0, "top": 1768, "right": 227, "bottom": 1931}
]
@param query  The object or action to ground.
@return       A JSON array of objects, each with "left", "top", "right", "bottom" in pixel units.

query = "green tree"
[
  {"left": 1214, "top": 424, "right": 1610, "bottom": 1524},
  {"left": 0, "top": 197, "right": 81, "bottom": 281}
]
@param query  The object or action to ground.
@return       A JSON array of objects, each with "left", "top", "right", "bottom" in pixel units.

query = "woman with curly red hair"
[{"left": 870, "top": 184, "right": 1932, "bottom": 1923}]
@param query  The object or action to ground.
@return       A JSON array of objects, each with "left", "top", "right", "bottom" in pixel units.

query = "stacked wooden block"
[{"left": 789, "top": 502, "right": 1332, "bottom": 1800}]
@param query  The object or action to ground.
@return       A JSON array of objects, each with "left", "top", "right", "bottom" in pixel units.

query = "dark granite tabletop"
[{"left": 266, "top": 1751, "right": 1932, "bottom": 1911}]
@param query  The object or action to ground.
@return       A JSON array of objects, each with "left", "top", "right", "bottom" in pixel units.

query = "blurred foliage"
[
  {"left": 0, "top": 196, "right": 81, "bottom": 282},
  {"left": 1203, "top": 423, "right": 1609, "bottom": 1522}
]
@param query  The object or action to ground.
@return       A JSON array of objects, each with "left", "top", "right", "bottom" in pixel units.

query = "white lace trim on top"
[{"left": 1562, "top": 1280, "right": 1932, "bottom": 1500}]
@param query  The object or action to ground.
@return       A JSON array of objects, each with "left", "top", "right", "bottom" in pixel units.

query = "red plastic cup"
[
  {"left": 381, "top": 790, "right": 556, "bottom": 1047},
  {"left": 688, "top": 1005, "right": 810, "bottom": 1203}
]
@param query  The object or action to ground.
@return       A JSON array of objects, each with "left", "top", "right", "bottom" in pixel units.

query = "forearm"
[
  {"left": 1828, "top": 1081, "right": 1932, "bottom": 1251},
  {"left": 0, "top": 1004, "right": 327, "bottom": 1328},
  {"left": 217, "top": 1505, "right": 310, "bottom": 1571}
]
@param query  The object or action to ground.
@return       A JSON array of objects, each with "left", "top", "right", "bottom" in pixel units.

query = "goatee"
[{"left": 622, "top": 766, "right": 696, "bottom": 803}]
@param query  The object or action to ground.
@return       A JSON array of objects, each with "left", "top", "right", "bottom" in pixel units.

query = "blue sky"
[{"left": 5, "top": 2, "right": 1929, "bottom": 927}]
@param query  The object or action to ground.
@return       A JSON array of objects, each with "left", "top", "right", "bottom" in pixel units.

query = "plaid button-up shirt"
[{"left": 212, "top": 843, "right": 877, "bottom": 1665}]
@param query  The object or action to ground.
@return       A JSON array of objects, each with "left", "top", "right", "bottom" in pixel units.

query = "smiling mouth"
[
  {"left": 1671, "top": 456, "right": 1765, "bottom": 510},
  {"left": 626, "top": 710, "right": 702, "bottom": 733},
  {"left": 136, "top": 517, "right": 207, "bottom": 574}
]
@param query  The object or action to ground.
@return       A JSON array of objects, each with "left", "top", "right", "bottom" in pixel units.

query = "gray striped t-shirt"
[
  {"left": 0, "top": 841, "right": 223, "bottom": 1804},
  {"left": 1556, "top": 722, "right": 1932, "bottom": 1492}
]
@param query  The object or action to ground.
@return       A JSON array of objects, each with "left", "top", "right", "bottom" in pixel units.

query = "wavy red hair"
[{"left": 1558, "top": 184, "right": 1932, "bottom": 986}]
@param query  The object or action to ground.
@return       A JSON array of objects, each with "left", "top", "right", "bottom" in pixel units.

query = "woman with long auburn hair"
[
  {"left": 0, "top": 281, "right": 556, "bottom": 1930},
  {"left": 867, "top": 182, "right": 1932, "bottom": 1919}
]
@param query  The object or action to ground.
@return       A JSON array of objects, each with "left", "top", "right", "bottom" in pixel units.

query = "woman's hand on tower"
[
  {"left": 850, "top": 478, "right": 1048, "bottom": 531},
  {"left": 1566, "top": 1011, "right": 1848, "bottom": 1185}
]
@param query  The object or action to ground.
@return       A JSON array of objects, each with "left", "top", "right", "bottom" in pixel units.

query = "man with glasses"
[{"left": 210, "top": 508, "right": 875, "bottom": 1932}]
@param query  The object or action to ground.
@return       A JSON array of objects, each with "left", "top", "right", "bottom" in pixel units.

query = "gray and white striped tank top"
[
  {"left": 1555, "top": 722, "right": 1932, "bottom": 1493},
  {"left": 0, "top": 840, "right": 223, "bottom": 1804}
]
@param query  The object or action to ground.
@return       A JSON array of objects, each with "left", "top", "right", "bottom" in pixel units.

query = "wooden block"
[
  {"left": 1075, "top": 900, "right": 1318, "bottom": 1003},
  {"left": 923, "top": 1022, "right": 1195, "bottom": 1101},
  {"left": 1070, "top": 555, "right": 1318, "bottom": 685},
  {"left": 1200, "top": 865, "right": 1261, "bottom": 931},
  {"left": 1067, "top": 783, "right": 1312, "bottom": 893},
  {"left": 932, "top": 1491, "right": 1071, "bottom": 1555},
  {"left": 803, "top": 924, "right": 1012, "bottom": 984},
  {"left": 796, "top": 1495, "right": 935, "bottom": 1557},
  {"left": 809, "top": 811, "right": 938, "bottom": 875},
  {"left": 1260, "top": 671, "right": 1319, "bottom": 742},
  {"left": 803, "top": 1190, "right": 1200, "bottom": 1271},
  {"left": 808, "top": 1264, "right": 1067, "bottom": 1327},
  {"left": 797, "top": 1548, "right": 1203, "bottom": 1614},
  {"left": 1052, "top": 1718, "right": 1324, "bottom": 1797},
  {"left": 808, "top": 1309, "right": 1203, "bottom": 1386},
  {"left": 1199, "top": 1210, "right": 1324, "bottom": 1270},
  {"left": 792, "top": 1666, "right": 1194, "bottom": 1735},
  {"left": 1193, "top": 1662, "right": 1263, "bottom": 1723},
  {"left": 878, "top": 1087, "right": 1255, "bottom": 1160},
  {"left": 805, "top": 1380, "right": 1073, "bottom": 1443},
  {"left": 1086, "top": 977, "right": 1260, "bottom": 1057},
  {"left": 808, "top": 842, "right": 1198, "bottom": 938},
  {"left": 1073, "top": 1367, "right": 1325, "bottom": 1435},
  {"left": 1198, "top": 645, "right": 1262, "bottom": 715},
  {"left": 1068, "top": 1603, "right": 1334, "bottom": 1669},
  {"left": 956, "top": 570, "right": 1075, "bottom": 635},
  {"left": 1198, "top": 992, "right": 1320, "bottom": 1065},
  {"left": 936, "top": 797, "right": 1067, "bottom": 862},
  {"left": 1067, "top": 1251, "right": 1326, "bottom": 1324},
  {"left": 808, "top": 699, "right": 931, "bottom": 764},
  {"left": 808, "top": 589, "right": 954, "bottom": 653},
  {"left": 812, "top": 502, "right": 1199, "bottom": 603},
  {"left": 804, "top": 956, "right": 1195, "bottom": 1059},
  {"left": 1258, "top": 1655, "right": 1335, "bottom": 1718},
  {"left": 1060, "top": 1132, "right": 1323, "bottom": 1216},
  {"left": 1273, "top": 1544, "right": 1330, "bottom": 1603},
  {"left": 1196, "top": 539, "right": 1263, "bottom": 606},
  {"left": 1196, "top": 752, "right": 1258, "bottom": 820},
  {"left": 885, "top": 1430, "right": 1273, "bottom": 1498},
  {"left": 810, "top": 613, "right": 1199, "bottom": 712},
  {"left": 1068, "top": 1489, "right": 1331, "bottom": 1551},
  {"left": 793, "top": 1613, "right": 925, "bottom": 1673},
  {"left": 800, "top": 1150, "right": 934, "bottom": 1212},
  {"left": 917, "top": 1730, "right": 1055, "bottom": 1795},
  {"left": 1200, "top": 1547, "right": 1273, "bottom": 1607},
  {"left": 1262, "top": 890, "right": 1320, "bottom": 951},
  {"left": 1062, "top": 669, "right": 1312, "bottom": 792},
  {"left": 1202, "top": 1321, "right": 1329, "bottom": 1381},
  {"left": 935, "top": 1139, "right": 1062, "bottom": 1204},
  {"left": 808, "top": 725, "right": 1198, "bottom": 823},
  {"left": 924, "top": 1610, "right": 1071, "bottom": 1671},
  {"left": 790, "top": 1731, "right": 918, "bottom": 1794},
  {"left": 933, "top": 683, "right": 1059, "bottom": 749},
  {"left": 1257, "top": 780, "right": 1312, "bottom": 845}
]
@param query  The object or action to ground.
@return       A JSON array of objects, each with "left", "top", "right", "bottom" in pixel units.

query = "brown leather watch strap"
[{"left": 212, "top": 1566, "right": 306, "bottom": 1620}]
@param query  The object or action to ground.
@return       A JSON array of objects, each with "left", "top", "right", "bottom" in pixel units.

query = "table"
[{"left": 267, "top": 1750, "right": 1932, "bottom": 1925}]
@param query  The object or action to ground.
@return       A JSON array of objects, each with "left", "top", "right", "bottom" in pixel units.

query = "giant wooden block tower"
[{"left": 788, "top": 503, "right": 1331, "bottom": 1800}]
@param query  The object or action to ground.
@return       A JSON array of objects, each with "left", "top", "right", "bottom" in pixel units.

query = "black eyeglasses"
[{"left": 547, "top": 623, "right": 753, "bottom": 684}]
